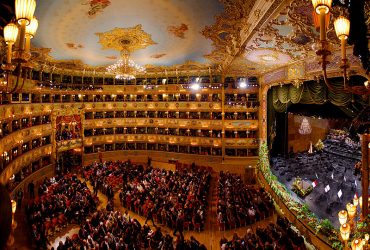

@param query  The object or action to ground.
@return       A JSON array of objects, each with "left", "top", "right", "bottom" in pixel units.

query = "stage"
[{"left": 271, "top": 147, "right": 361, "bottom": 228}]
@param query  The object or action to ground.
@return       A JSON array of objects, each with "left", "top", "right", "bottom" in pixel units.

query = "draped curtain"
[{"left": 272, "top": 81, "right": 352, "bottom": 113}]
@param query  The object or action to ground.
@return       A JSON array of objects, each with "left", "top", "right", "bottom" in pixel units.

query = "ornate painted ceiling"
[
  {"left": 0, "top": 0, "right": 367, "bottom": 76},
  {"left": 32, "top": 0, "right": 223, "bottom": 68}
]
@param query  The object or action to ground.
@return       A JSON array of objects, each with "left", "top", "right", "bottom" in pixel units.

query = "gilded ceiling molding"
[
  {"left": 202, "top": 0, "right": 287, "bottom": 74},
  {"left": 96, "top": 25, "right": 157, "bottom": 53},
  {"left": 246, "top": 0, "right": 319, "bottom": 61},
  {"left": 27, "top": 47, "right": 216, "bottom": 76},
  {"left": 260, "top": 49, "right": 364, "bottom": 86}
]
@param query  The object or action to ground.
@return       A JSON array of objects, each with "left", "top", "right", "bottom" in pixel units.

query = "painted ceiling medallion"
[
  {"left": 96, "top": 25, "right": 157, "bottom": 53},
  {"left": 245, "top": 49, "right": 291, "bottom": 66},
  {"left": 260, "top": 54, "right": 278, "bottom": 62}
]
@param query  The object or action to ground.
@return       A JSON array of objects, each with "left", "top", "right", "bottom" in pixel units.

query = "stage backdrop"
[{"left": 288, "top": 114, "right": 348, "bottom": 153}]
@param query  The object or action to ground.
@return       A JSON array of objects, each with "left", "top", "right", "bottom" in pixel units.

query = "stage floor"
[{"left": 271, "top": 151, "right": 361, "bottom": 228}]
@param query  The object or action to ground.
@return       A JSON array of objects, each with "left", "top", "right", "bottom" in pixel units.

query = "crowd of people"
[
  {"left": 26, "top": 174, "right": 98, "bottom": 248},
  {"left": 53, "top": 209, "right": 207, "bottom": 250},
  {"left": 220, "top": 216, "right": 307, "bottom": 250},
  {"left": 82, "top": 160, "right": 145, "bottom": 201},
  {"left": 216, "top": 172, "right": 273, "bottom": 230},
  {"left": 56, "top": 128, "right": 80, "bottom": 142},
  {"left": 17, "top": 159, "right": 315, "bottom": 250},
  {"left": 120, "top": 165, "right": 211, "bottom": 232}
]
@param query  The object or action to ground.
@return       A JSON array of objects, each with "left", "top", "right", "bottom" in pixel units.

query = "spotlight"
[
  {"left": 191, "top": 83, "right": 200, "bottom": 91},
  {"left": 239, "top": 81, "right": 247, "bottom": 88}
]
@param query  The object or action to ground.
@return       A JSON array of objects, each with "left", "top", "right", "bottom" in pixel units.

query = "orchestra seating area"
[
  {"left": 219, "top": 216, "right": 307, "bottom": 250},
  {"left": 119, "top": 163, "right": 211, "bottom": 231},
  {"left": 26, "top": 174, "right": 98, "bottom": 248},
  {"left": 216, "top": 172, "right": 274, "bottom": 231},
  {"left": 55, "top": 210, "right": 207, "bottom": 250}
]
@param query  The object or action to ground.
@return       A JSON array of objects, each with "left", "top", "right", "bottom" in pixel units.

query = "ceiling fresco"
[
  {"left": 228, "top": 0, "right": 348, "bottom": 74},
  {"left": 32, "top": 0, "right": 224, "bottom": 67},
  {"left": 0, "top": 0, "right": 363, "bottom": 75}
]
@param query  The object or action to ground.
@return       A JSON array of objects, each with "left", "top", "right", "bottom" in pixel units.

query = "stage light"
[
  {"left": 191, "top": 83, "right": 200, "bottom": 91},
  {"left": 346, "top": 203, "right": 356, "bottom": 219},
  {"left": 340, "top": 223, "right": 350, "bottom": 241},
  {"left": 239, "top": 81, "right": 247, "bottom": 89},
  {"left": 338, "top": 210, "right": 347, "bottom": 225}
]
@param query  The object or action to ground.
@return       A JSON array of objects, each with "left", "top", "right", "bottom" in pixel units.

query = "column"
[
  {"left": 221, "top": 75, "right": 225, "bottom": 160},
  {"left": 361, "top": 134, "right": 369, "bottom": 219}
]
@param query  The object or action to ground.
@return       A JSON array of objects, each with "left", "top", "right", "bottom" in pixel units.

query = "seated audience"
[
  {"left": 56, "top": 209, "right": 206, "bottom": 249},
  {"left": 217, "top": 171, "right": 273, "bottom": 230},
  {"left": 220, "top": 216, "right": 306, "bottom": 250},
  {"left": 120, "top": 165, "right": 211, "bottom": 231},
  {"left": 26, "top": 174, "right": 97, "bottom": 248}
]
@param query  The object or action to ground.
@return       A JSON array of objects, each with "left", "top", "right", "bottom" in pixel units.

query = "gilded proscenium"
[{"left": 96, "top": 25, "right": 157, "bottom": 53}]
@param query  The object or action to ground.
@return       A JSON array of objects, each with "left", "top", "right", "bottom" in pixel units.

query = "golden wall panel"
[
  {"left": 56, "top": 139, "right": 83, "bottom": 152},
  {"left": 0, "top": 103, "right": 53, "bottom": 120},
  {"left": 0, "top": 145, "right": 53, "bottom": 184},
  {"left": 0, "top": 124, "right": 52, "bottom": 152},
  {"left": 84, "top": 134, "right": 223, "bottom": 147},
  {"left": 84, "top": 102, "right": 222, "bottom": 112},
  {"left": 224, "top": 138, "right": 259, "bottom": 148},
  {"left": 85, "top": 118, "right": 258, "bottom": 130}
]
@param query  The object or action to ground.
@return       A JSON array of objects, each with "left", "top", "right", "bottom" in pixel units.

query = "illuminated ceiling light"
[
  {"left": 25, "top": 16, "right": 38, "bottom": 37},
  {"left": 106, "top": 50, "right": 145, "bottom": 80},
  {"left": 25, "top": 16, "right": 38, "bottom": 53},
  {"left": 311, "top": 0, "right": 332, "bottom": 15},
  {"left": 15, "top": 0, "right": 36, "bottom": 25},
  {"left": 3, "top": 23, "right": 19, "bottom": 44},
  {"left": 334, "top": 16, "right": 350, "bottom": 40},
  {"left": 239, "top": 81, "right": 247, "bottom": 88},
  {"left": 191, "top": 83, "right": 200, "bottom": 91}
]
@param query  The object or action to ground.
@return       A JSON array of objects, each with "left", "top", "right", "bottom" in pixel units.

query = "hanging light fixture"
[
  {"left": 311, "top": 0, "right": 369, "bottom": 95},
  {"left": 1, "top": 0, "right": 37, "bottom": 94},
  {"left": 106, "top": 50, "right": 145, "bottom": 80}
]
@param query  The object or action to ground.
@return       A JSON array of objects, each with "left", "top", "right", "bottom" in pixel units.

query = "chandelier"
[
  {"left": 311, "top": 0, "right": 369, "bottom": 95},
  {"left": 106, "top": 50, "right": 145, "bottom": 80},
  {"left": 1, "top": 0, "right": 38, "bottom": 94}
]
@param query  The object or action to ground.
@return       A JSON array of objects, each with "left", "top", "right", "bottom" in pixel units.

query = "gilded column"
[
  {"left": 221, "top": 75, "right": 225, "bottom": 161},
  {"left": 51, "top": 110, "right": 57, "bottom": 167},
  {"left": 361, "top": 134, "right": 369, "bottom": 219},
  {"left": 260, "top": 83, "right": 269, "bottom": 144},
  {"left": 80, "top": 107, "right": 85, "bottom": 167}
]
